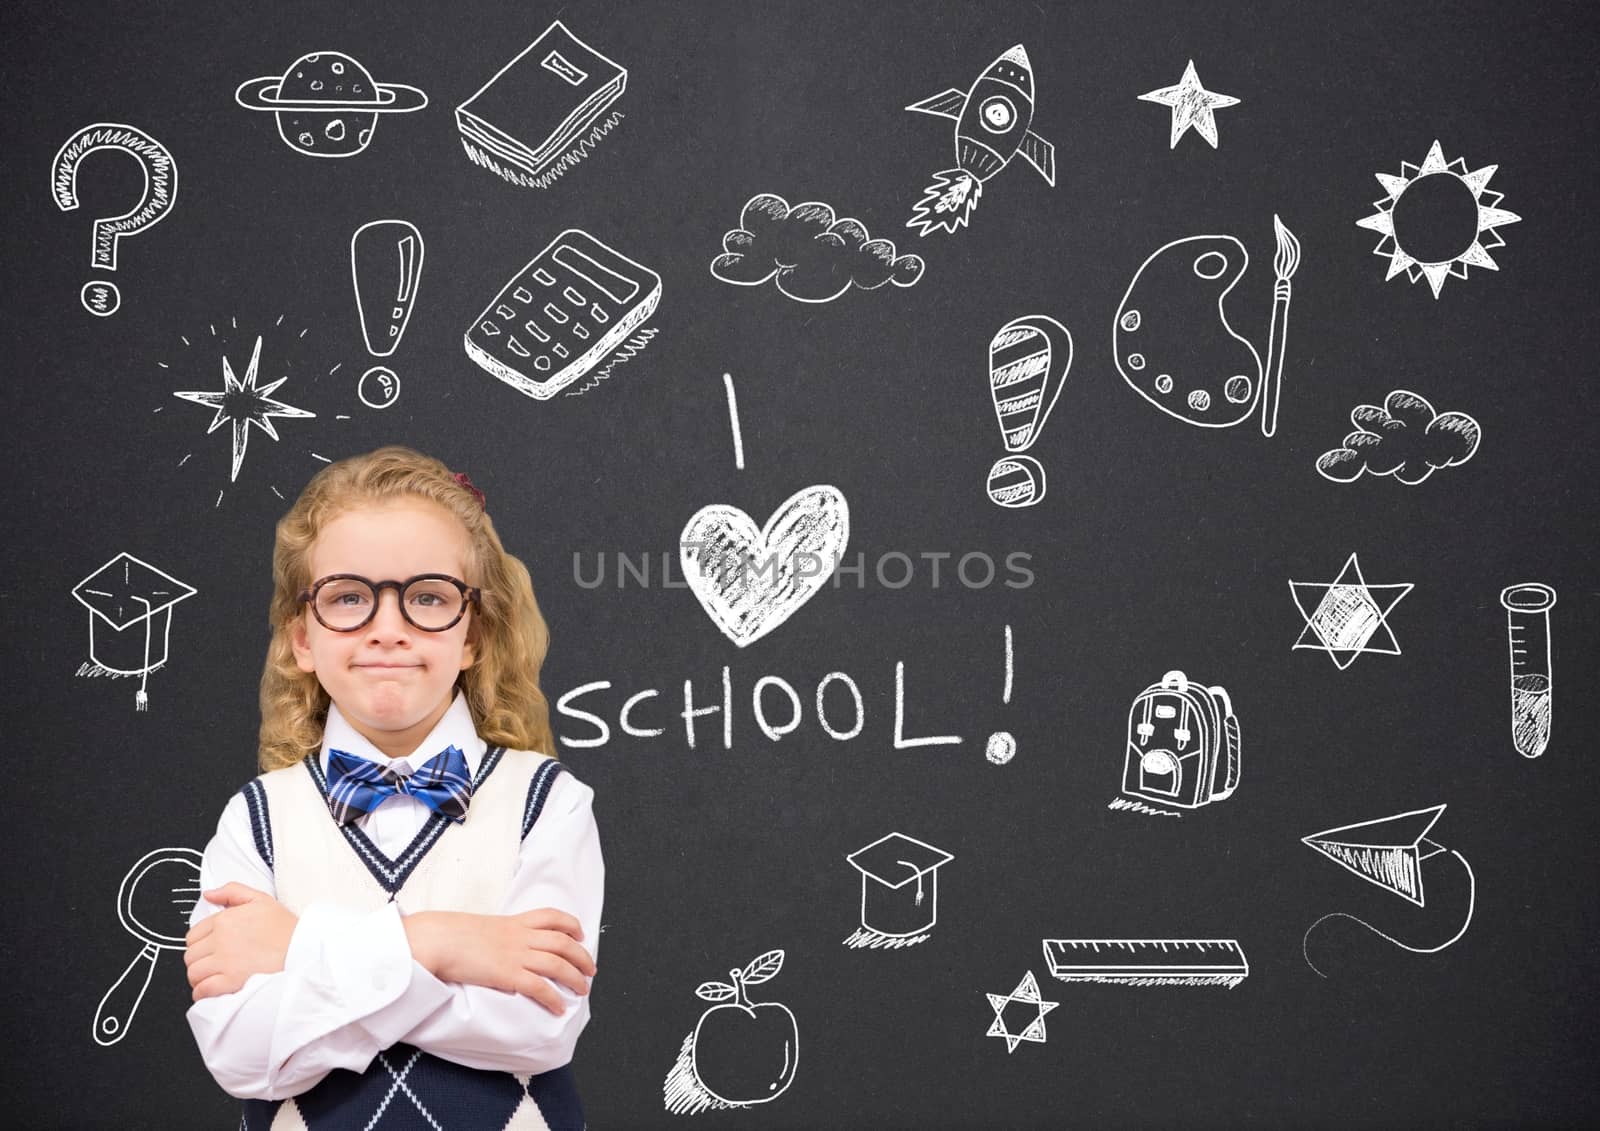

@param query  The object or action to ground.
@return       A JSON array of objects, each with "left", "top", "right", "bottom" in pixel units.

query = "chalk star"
[
  {"left": 1139, "top": 60, "right": 1240, "bottom": 150},
  {"left": 1289, "top": 553, "right": 1413, "bottom": 670},
  {"left": 173, "top": 335, "right": 316, "bottom": 482},
  {"left": 985, "top": 970, "right": 1058, "bottom": 1053}
]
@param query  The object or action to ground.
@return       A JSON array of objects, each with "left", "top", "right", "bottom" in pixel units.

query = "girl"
[{"left": 184, "top": 445, "right": 602, "bottom": 1131}]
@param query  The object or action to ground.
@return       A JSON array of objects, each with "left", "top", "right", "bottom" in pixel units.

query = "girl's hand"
[
  {"left": 184, "top": 883, "right": 298, "bottom": 1002},
  {"left": 407, "top": 909, "right": 595, "bottom": 1016}
]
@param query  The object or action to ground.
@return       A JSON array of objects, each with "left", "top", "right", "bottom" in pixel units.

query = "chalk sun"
[{"left": 1356, "top": 140, "right": 1520, "bottom": 298}]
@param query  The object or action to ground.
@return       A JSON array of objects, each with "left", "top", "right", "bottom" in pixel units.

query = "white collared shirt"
[{"left": 185, "top": 691, "right": 604, "bottom": 1100}]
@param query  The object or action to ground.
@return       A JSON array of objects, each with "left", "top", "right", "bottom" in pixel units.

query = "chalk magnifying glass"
[{"left": 92, "top": 847, "right": 202, "bottom": 1045}]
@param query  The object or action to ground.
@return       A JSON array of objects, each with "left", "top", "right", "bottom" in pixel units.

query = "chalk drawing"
[
  {"left": 712, "top": 193, "right": 924, "bottom": 302},
  {"left": 557, "top": 664, "right": 967, "bottom": 754},
  {"left": 1315, "top": 389, "right": 1480, "bottom": 485},
  {"left": 50, "top": 123, "right": 177, "bottom": 316},
  {"left": 1114, "top": 217, "right": 1300, "bottom": 430},
  {"left": 236, "top": 51, "right": 426, "bottom": 158},
  {"left": 986, "top": 623, "right": 1016, "bottom": 764},
  {"left": 986, "top": 315, "right": 1070, "bottom": 507},
  {"left": 986, "top": 454, "right": 1047, "bottom": 508},
  {"left": 985, "top": 732, "right": 1018, "bottom": 764},
  {"left": 72, "top": 553, "right": 197, "bottom": 711},
  {"left": 1357, "top": 140, "right": 1520, "bottom": 297},
  {"left": 905, "top": 44, "right": 1057, "bottom": 235},
  {"left": 895, "top": 660, "right": 962, "bottom": 749},
  {"left": 664, "top": 949, "right": 797, "bottom": 1113},
  {"left": 989, "top": 316, "right": 1071, "bottom": 451},
  {"left": 1002, "top": 623, "right": 1014, "bottom": 704},
  {"left": 1499, "top": 584, "right": 1556, "bottom": 759},
  {"left": 1260, "top": 215, "right": 1300, "bottom": 436},
  {"left": 457, "top": 21, "right": 626, "bottom": 189},
  {"left": 1042, "top": 939, "right": 1249, "bottom": 987},
  {"left": 1301, "top": 804, "right": 1476, "bottom": 977},
  {"left": 724, "top": 372, "right": 746, "bottom": 470},
  {"left": 172, "top": 334, "right": 317, "bottom": 482},
  {"left": 984, "top": 971, "right": 1058, "bottom": 1052},
  {"left": 566, "top": 327, "right": 659, "bottom": 395},
  {"left": 465, "top": 229, "right": 661, "bottom": 400},
  {"left": 93, "top": 847, "right": 202, "bottom": 1044},
  {"left": 680, "top": 485, "right": 849, "bottom": 647},
  {"left": 1138, "top": 60, "right": 1240, "bottom": 150},
  {"left": 351, "top": 219, "right": 423, "bottom": 409},
  {"left": 1289, "top": 553, "right": 1412, "bottom": 670},
  {"left": 158, "top": 316, "right": 341, "bottom": 505},
  {"left": 844, "top": 832, "right": 954, "bottom": 949},
  {"left": 349, "top": 222, "right": 419, "bottom": 356},
  {"left": 357, "top": 366, "right": 400, "bottom": 410},
  {"left": 1111, "top": 670, "right": 1240, "bottom": 818}
]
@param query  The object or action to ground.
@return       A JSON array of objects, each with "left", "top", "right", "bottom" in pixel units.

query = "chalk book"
[{"left": 456, "top": 20, "right": 627, "bottom": 188}]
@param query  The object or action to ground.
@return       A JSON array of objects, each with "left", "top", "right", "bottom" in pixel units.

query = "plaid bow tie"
[{"left": 325, "top": 744, "right": 473, "bottom": 826}]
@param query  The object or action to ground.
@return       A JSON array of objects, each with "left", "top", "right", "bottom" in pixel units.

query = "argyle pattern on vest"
[{"left": 235, "top": 749, "right": 584, "bottom": 1130}]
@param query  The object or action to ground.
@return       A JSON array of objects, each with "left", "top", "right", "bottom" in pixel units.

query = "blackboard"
[{"left": 5, "top": 0, "right": 1599, "bottom": 1126}]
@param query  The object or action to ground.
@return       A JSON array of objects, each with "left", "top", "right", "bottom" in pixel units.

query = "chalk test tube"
[{"left": 1499, "top": 583, "right": 1556, "bottom": 759}]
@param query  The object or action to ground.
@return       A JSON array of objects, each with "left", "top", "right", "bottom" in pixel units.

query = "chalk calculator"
[{"left": 464, "top": 228, "right": 661, "bottom": 399}]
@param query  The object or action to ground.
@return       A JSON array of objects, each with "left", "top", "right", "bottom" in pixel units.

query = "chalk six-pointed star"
[
  {"left": 1289, "top": 553, "right": 1414, "bottom": 670},
  {"left": 1356, "top": 139, "right": 1521, "bottom": 298},
  {"left": 985, "top": 970, "right": 1059, "bottom": 1053},
  {"left": 172, "top": 334, "right": 316, "bottom": 482},
  {"left": 1138, "top": 60, "right": 1240, "bottom": 149}
]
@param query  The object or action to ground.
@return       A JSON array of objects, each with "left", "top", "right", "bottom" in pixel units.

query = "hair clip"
[{"left": 453, "top": 471, "right": 487, "bottom": 511}]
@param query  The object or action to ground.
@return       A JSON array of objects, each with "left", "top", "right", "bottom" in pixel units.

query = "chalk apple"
[{"left": 688, "top": 949, "right": 798, "bottom": 1106}]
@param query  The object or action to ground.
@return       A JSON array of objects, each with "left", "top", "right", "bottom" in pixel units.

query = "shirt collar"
[{"left": 320, "top": 690, "right": 485, "bottom": 779}]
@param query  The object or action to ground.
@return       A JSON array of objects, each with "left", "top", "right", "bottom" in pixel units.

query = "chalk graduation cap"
[
  {"left": 847, "top": 832, "right": 954, "bottom": 940},
  {"left": 1301, "top": 804, "right": 1450, "bottom": 907},
  {"left": 72, "top": 553, "right": 197, "bottom": 711}
]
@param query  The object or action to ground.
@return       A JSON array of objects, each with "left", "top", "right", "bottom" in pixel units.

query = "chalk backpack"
[{"left": 1121, "top": 670, "right": 1240, "bottom": 810}]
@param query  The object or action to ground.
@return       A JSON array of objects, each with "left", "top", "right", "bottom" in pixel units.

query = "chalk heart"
[{"left": 680, "top": 484, "right": 849, "bottom": 648}]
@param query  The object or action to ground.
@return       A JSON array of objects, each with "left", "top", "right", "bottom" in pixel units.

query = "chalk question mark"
[{"left": 51, "top": 123, "right": 178, "bottom": 317}]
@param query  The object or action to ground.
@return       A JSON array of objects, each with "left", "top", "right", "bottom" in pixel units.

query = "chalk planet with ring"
[{"left": 235, "top": 51, "right": 427, "bottom": 158}]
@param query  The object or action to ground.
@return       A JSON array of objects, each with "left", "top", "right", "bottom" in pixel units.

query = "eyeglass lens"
[{"left": 314, "top": 578, "right": 466, "bottom": 631}]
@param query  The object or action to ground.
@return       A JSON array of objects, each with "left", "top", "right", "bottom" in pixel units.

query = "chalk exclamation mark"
[
  {"left": 986, "top": 624, "right": 1016, "bottom": 765},
  {"left": 724, "top": 372, "right": 745, "bottom": 469}
]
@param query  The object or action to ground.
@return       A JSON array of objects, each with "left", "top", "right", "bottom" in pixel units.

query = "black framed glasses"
[{"left": 298, "top": 573, "right": 481, "bottom": 633}]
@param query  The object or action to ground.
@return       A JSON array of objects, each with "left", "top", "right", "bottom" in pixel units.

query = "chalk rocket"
[{"left": 905, "top": 44, "right": 1057, "bottom": 236}]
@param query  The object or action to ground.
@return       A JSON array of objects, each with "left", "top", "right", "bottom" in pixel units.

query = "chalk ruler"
[{"left": 1041, "top": 939, "right": 1248, "bottom": 987}]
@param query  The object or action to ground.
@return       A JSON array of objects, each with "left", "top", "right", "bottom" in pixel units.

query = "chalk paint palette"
[{"left": 1114, "top": 235, "right": 1263, "bottom": 428}]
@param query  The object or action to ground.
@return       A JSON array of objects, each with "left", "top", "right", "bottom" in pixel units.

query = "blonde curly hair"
[{"left": 257, "top": 445, "right": 557, "bottom": 772}]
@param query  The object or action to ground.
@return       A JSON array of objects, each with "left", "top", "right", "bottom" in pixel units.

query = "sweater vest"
[{"left": 235, "top": 746, "right": 585, "bottom": 1131}]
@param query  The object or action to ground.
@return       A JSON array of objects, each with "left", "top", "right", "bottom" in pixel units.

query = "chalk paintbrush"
[{"left": 1261, "top": 215, "right": 1301, "bottom": 437}]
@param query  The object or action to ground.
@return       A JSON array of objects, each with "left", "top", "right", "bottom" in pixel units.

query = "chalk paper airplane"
[
  {"left": 1301, "top": 804, "right": 1448, "bottom": 908},
  {"left": 1301, "top": 803, "right": 1476, "bottom": 977}
]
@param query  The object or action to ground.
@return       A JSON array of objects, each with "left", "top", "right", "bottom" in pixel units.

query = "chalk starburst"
[{"left": 172, "top": 334, "right": 315, "bottom": 482}]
